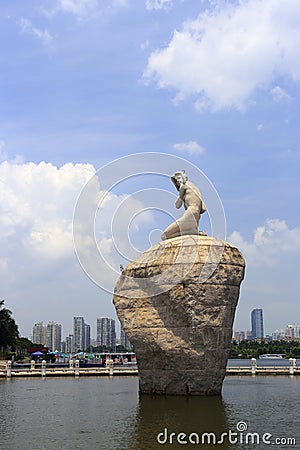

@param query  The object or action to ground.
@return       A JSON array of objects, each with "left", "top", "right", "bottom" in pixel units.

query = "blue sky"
[{"left": 0, "top": 0, "right": 299, "bottom": 340}]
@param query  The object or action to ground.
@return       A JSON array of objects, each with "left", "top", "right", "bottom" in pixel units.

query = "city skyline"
[
  {"left": 30, "top": 315, "right": 133, "bottom": 352},
  {"left": 30, "top": 311, "right": 300, "bottom": 347},
  {"left": 32, "top": 320, "right": 62, "bottom": 351},
  {"left": 31, "top": 316, "right": 123, "bottom": 344},
  {"left": 0, "top": 0, "right": 300, "bottom": 337},
  {"left": 27, "top": 308, "right": 300, "bottom": 340},
  {"left": 234, "top": 307, "right": 299, "bottom": 340}
]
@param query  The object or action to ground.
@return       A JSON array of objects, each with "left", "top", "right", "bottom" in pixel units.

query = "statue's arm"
[{"left": 175, "top": 184, "right": 185, "bottom": 209}]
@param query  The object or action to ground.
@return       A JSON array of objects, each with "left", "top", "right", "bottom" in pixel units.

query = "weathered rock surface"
[{"left": 113, "top": 235, "right": 245, "bottom": 395}]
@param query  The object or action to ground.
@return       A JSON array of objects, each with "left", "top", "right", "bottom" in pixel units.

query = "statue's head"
[{"left": 171, "top": 170, "right": 188, "bottom": 190}]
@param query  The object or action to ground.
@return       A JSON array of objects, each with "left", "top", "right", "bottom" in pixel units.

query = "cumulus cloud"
[
  {"left": 0, "top": 160, "right": 147, "bottom": 263},
  {"left": 0, "top": 160, "right": 155, "bottom": 336},
  {"left": 144, "top": 0, "right": 300, "bottom": 111},
  {"left": 229, "top": 219, "right": 300, "bottom": 266},
  {"left": 146, "top": 0, "right": 172, "bottom": 10},
  {"left": 0, "top": 161, "right": 96, "bottom": 257},
  {"left": 19, "top": 18, "right": 54, "bottom": 46},
  {"left": 229, "top": 218, "right": 300, "bottom": 332},
  {"left": 173, "top": 140, "right": 205, "bottom": 155}
]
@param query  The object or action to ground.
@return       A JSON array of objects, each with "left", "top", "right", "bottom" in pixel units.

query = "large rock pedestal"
[{"left": 113, "top": 235, "right": 245, "bottom": 395}]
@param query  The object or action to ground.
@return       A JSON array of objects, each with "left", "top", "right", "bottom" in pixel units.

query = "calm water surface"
[{"left": 0, "top": 375, "right": 299, "bottom": 450}]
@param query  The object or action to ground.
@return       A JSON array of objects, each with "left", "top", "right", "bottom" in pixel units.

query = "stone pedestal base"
[{"left": 114, "top": 235, "right": 245, "bottom": 395}]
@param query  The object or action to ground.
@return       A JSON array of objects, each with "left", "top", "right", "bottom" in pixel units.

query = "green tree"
[
  {"left": 230, "top": 339, "right": 300, "bottom": 359},
  {"left": 16, "top": 337, "right": 34, "bottom": 357},
  {"left": 0, "top": 300, "right": 19, "bottom": 355}
]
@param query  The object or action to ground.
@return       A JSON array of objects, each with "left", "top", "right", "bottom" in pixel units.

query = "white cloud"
[
  {"left": 10, "top": 154, "right": 25, "bottom": 164},
  {"left": 229, "top": 218, "right": 300, "bottom": 333},
  {"left": 59, "top": 0, "right": 98, "bottom": 16},
  {"left": 229, "top": 219, "right": 300, "bottom": 266},
  {"left": 0, "top": 141, "right": 24, "bottom": 164},
  {"left": 173, "top": 140, "right": 205, "bottom": 155},
  {"left": 19, "top": 18, "right": 54, "bottom": 46},
  {"left": 0, "top": 141, "right": 8, "bottom": 162},
  {"left": 270, "top": 86, "right": 292, "bottom": 103},
  {"left": 56, "top": 0, "right": 128, "bottom": 18},
  {"left": 140, "top": 40, "right": 150, "bottom": 51},
  {"left": 0, "top": 161, "right": 96, "bottom": 257},
  {"left": 1, "top": 161, "right": 298, "bottom": 336},
  {"left": 256, "top": 123, "right": 264, "bottom": 131},
  {"left": 146, "top": 0, "right": 172, "bottom": 10},
  {"left": 144, "top": 0, "right": 300, "bottom": 111},
  {"left": 0, "top": 160, "right": 155, "bottom": 336}
]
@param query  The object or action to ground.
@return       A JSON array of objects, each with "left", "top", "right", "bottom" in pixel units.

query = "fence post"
[
  {"left": 293, "top": 358, "right": 297, "bottom": 371},
  {"left": 109, "top": 360, "right": 114, "bottom": 376},
  {"left": 75, "top": 359, "right": 80, "bottom": 377},
  {"left": 6, "top": 361, "right": 12, "bottom": 378},
  {"left": 106, "top": 358, "right": 114, "bottom": 376},
  {"left": 289, "top": 358, "right": 295, "bottom": 375},
  {"left": 251, "top": 358, "right": 257, "bottom": 375},
  {"left": 30, "top": 360, "right": 35, "bottom": 371},
  {"left": 41, "top": 360, "right": 46, "bottom": 377}
]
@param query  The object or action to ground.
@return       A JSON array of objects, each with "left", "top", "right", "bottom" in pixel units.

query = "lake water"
[{"left": 0, "top": 375, "right": 299, "bottom": 450}]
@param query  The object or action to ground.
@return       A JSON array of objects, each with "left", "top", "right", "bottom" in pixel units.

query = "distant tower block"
[{"left": 251, "top": 309, "right": 264, "bottom": 339}]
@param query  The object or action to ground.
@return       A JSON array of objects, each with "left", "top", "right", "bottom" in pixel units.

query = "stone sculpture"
[
  {"left": 113, "top": 171, "right": 245, "bottom": 395},
  {"left": 161, "top": 170, "right": 206, "bottom": 240}
]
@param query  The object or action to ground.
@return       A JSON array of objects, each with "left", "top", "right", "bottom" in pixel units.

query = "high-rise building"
[
  {"left": 285, "top": 324, "right": 300, "bottom": 339},
  {"left": 251, "top": 308, "right": 264, "bottom": 339},
  {"left": 47, "top": 322, "right": 62, "bottom": 352},
  {"left": 84, "top": 323, "right": 91, "bottom": 351},
  {"left": 245, "top": 330, "right": 252, "bottom": 340},
  {"left": 73, "top": 317, "right": 91, "bottom": 351},
  {"left": 272, "top": 330, "right": 285, "bottom": 341},
  {"left": 66, "top": 334, "right": 75, "bottom": 353},
  {"left": 73, "top": 317, "right": 85, "bottom": 351},
  {"left": 233, "top": 331, "right": 245, "bottom": 342},
  {"left": 120, "top": 326, "right": 133, "bottom": 350},
  {"left": 32, "top": 321, "right": 47, "bottom": 346},
  {"left": 233, "top": 330, "right": 252, "bottom": 342},
  {"left": 96, "top": 318, "right": 116, "bottom": 349}
]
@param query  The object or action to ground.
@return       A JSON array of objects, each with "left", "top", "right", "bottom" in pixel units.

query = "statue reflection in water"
[{"left": 130, "top": 394, "right": 230, "bottom": 450}]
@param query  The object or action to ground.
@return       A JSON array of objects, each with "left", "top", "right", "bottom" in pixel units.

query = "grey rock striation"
[{"left": 113, "top": 235, "right": 245, "bottom": 395}]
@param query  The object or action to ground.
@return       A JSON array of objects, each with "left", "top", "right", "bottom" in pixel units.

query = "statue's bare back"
[{"left": 161, "top": 171, "right": 206, "bottom": 240}]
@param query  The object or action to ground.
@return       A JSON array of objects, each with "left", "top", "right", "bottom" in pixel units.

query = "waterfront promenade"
[
  {"left": 0, "top": 358, "right": 299, "bottom": 378},
  {"left": 0, "top": 360, "right": 138, "bottom": 378}
]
